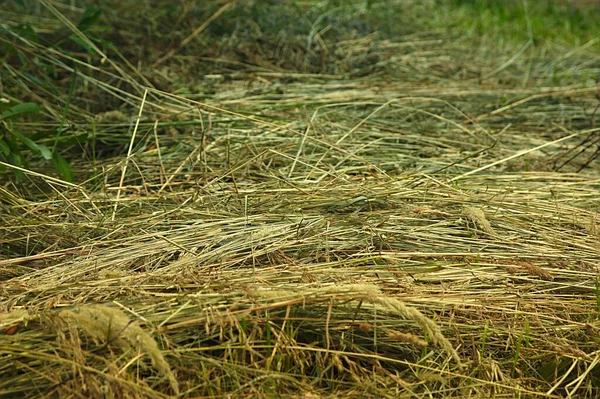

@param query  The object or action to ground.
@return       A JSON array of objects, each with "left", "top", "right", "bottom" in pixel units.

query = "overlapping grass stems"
[{"left": 1, "top": 0, "right": 600, "bottom": 397}]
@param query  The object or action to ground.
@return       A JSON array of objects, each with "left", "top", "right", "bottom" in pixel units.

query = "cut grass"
[{"left": 1, "top": 0, "right": 600, "bottom": 398}]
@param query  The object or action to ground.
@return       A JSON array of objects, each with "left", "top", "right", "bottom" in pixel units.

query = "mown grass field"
[{"left": 1, "top": 0, "right": 600, "bottom": 397}]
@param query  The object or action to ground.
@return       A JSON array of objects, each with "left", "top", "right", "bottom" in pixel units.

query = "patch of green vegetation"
[{"left": 445, "top": 0, "right": 600, "bottom": 43}]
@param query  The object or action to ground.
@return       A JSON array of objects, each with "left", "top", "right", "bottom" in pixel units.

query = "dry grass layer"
[{"left": 1, "top": 0, "right": 600, "bottom": 398}]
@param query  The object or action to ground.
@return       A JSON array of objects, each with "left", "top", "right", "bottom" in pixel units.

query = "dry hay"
[{"left": 1, "top": 0, "right": 600, "bottom": 398}]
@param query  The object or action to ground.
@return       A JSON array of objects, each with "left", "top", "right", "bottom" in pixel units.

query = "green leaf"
[
  {"left": 70, "top": 36, "right": 98, "bottom": 56},
  {"left": 7, "top": 151, "right": 27, "bottom": 181},
  {"left": 37, "top": 143, "right": 53, "bottom": 160},
  {"left": 52, "top": 152, "right": 73, "bottom": 182},
  {"left": 0, "top": 138, "right": 11, "bottom": 157},
  {"left": 0, "top": 102, "right": 40, "bottom": 121},
  {"left": 78, "top": 7, "right": 102, "bottom": 32},
  {"left": 7, "top": 152, "right": 24, "bottom": 167},
  {"left": 97, "top": 38, "right": 116, "bottom": 50},
  {"left": 3, "top": 131, "right": 19, "bottom": 150},
  {"left": 10, "top": 129, "right": 53, "bottom": 160}
]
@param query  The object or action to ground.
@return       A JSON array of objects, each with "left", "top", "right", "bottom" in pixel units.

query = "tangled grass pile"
[{"left": 1, "top": 0, "right": 600, "bottom": 397}]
